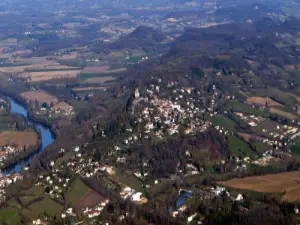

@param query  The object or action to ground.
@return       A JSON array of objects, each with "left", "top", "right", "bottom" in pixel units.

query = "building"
[{"left": 52, "top": 101, "right": 74, "bottom": 115}]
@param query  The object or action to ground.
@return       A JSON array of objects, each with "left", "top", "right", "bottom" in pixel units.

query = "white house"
[{"left": 131, "top": 192, "right": 143, "bottom": 202}]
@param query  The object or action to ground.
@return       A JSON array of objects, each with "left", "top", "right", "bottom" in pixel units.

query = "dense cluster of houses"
[
  {"left": 120, "top": 186, "right": 148, "bottom": 204},
  {"left": 0, "top": 173, "right": 23, "bottom": 203},
  {"left": 131, "top": 82, "right": 212, "bottom": 139},
  {"left": 82, "top": 198, "right": 110, "bottom": 218},
  {"left": 235, "top": 112, "right": 300, "bottom": 144},
  {"left": 0, "top": 145, "right": 27, "bottom": 167}
]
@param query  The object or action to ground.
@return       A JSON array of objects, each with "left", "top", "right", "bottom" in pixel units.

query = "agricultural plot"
[
  {"left": 82, "top": 66, "right": 110, "bottom": 73},
  {"left": 246, "top": 97, "right": 282, "bottom": 106},
  {"left": 19, "top": 186, "right": 44, "bottom": 205},
  {"left": 0, "top": 131, "right": 38, "bottom": 148},
  {"left": 221, "top": 100, "right": 269, "bottom": 117},
  {"left": 20, "top": 70, "right": 81, "bottom": 82},
  {"left": 220, "top": 171, "right": 300, "bottom": 202},
  {"left": 74, "top": 190, "right": 106, "bottom": 213},
  {"left": 26, "top": 196, "right": 63, "bottom": 219},
  {"left": 250, "top": 87, "right": 297, "bottom": 106},
  {"left": 66, "top": 178, "right": 90, "bottom": 207},
  {"left": 0, "top": 207, "right": 22, "bottom": 225},
  {"left": 20, "top": 90, "right": 58, "bottom": 105},
  {"left": 85, "top": 76, "right": 116, "bottom": 84},
  {"left": 251, "top": 141, "right": 270, "bottom": 154},
  {"left": 228, "top": 135, "right": 256, "bottom": 159},
  {"left": 114, "top": 170, "right": 144, "bottom": 192},
  {"left": 0, "top": 57, "right": 79, "bottom": 74},
  {"left": 210, "top": 115, "right": 237, "bottom": 130},
  {"left": 80, "top": 68, "right": 126, "bottom": 80},
  {"left": 73, "top": 87, "right": 106, "bottom": 92},
  {"left": 0, "top": 114, "right": 16, "bottom": 131},
  {"left": 270, "top": 107, "right": 297, "bottom": 120}
]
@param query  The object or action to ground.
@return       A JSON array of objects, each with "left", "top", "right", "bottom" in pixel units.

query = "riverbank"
[
  {"left": 0, "top": 130, "right": 42, "bottom": 170},
  {"left": 1, "top": 96, "right": 55, "bottom": 175}
]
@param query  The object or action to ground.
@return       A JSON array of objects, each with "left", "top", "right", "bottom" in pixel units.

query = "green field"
[
  {"left": 291, "top": 145, "right": 300, "bottom": 154},
  {"left": 79, "top": 68, "right": 125, "bottom": 80},
  {"left": 221, "top": 100, "right": 269, "bottom": 117},
  {"left": 210, "top": 115, "right": 237, "bottom": 130},
  {"left": 0, "top": 207, "right": 22, "bottom": 225},
  {"left": 20, "top": 186, "right": 44, "bottom": 196},
  {"left": 228, "top": 135, "right": 256, "bottom": 159},
  {"left": 27, "top": 196, "right": 63, "bottom": 218},
  {"left": 66, "top": 178, "right": 90, "bottom": 206},
  {"left": 20, "top": 186, "right": 44, "bottom": 205},
  {"left": 251, "top": 141, "right": 270, "bottom": 155},
  {"left": 7, "top": 198, "right": 22, "bottom": 209},
  {"left": 114, "top": 170, "right": 144, "bottom": 192}
]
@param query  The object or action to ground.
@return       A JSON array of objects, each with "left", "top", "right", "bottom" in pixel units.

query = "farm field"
[
  {"left": 210, "top": 115, "right": 237, "bottom": 130},
  {"left": 246, "top": 97, "right": 283, "bottom": 106},
  {"left": 19, "top": 70, "right": 81, "bottom": 82},
  {"left": 238, "top": 133, "right": 263, "bottom": 142},
  {"left": 0, "top": 207, "right": 22, "bottom": 225},
  {"left": 250, "top": 87, "right": 297, "bottom": 106},
  {"left": 220, "top": 171, "right": 300, "bottom": 202},
  {"left": 251, "top": 141, "right": 270, "bottom": 154},
  {"left": 20, "top": 90, "right": 58, "bottom": 104},
  {"left": 85, "top": 76, "right": 116, "bottom": 84},
  {"left": 270, "top": 107, "right": 297, "bottom": 120},
  {"left": 82, "top": 65, "right": 110, "bottom": 73},
  {"left": 0, "top": 131, "right": 38, "bottom": 147},
  {"left": 66, "top": 178, "right": 90, "bottom": 207},
  {"left": 19, "top": 186, "right": 44, "bottom": 205},
  {"left": 25, "top": 196, "right": 63, "bottom": 219},
  {"left": 80, "top": 68, "right": 126, "bottom": 80},
  {"left": 74, "top": 190, "right": 106, "bottom": 213},
  {"left": 114, "top": 169, "right": 144, "bottom": 193},
  {"left": 221, "top": 100, "right": 269, "bottom": 117},
  {"left": 0, "top": 57, "right": 80, "bottom": 73},
  {"left": 228, "top": 135, "right": 256, "bottom": 159},
  {"left": 73, "top": 87, "right": 107, "bottom": 92}
]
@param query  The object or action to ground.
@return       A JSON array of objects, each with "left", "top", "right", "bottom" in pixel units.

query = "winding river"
[{"left": 1, "top": 97, "right": 55, "bottom": 175}]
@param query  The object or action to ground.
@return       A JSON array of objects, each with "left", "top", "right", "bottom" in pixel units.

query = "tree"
[
  {"left": 42, "top": 102, "right": 49, "bottom": 108},
  {"left": 45, "top": 186, "right": 50, "bottom": 193}
]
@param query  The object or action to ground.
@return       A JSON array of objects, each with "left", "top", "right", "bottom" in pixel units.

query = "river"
[{"left": 1, "top": 97, "right": 55, "bottom": 175}]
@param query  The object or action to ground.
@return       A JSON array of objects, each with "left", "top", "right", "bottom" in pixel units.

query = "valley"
[{"left": 0, "top": 0, "right": 299, "bottom": 225}]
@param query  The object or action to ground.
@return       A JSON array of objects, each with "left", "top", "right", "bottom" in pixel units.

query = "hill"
[{"left": 93, "top": 26, "right": 165, "bottom": 53}]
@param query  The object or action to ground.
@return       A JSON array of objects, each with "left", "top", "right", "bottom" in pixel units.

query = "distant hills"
[
  {"left": 93, "top": 26, "right": 165, "bottom": 53},
  {"left": 214, "top": 3, "right": 278, "bottom": 22}
]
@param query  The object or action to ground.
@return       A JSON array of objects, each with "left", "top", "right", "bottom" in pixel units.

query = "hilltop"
[{"left": 92, "top": 26, "right": 166, "bottom": 53}]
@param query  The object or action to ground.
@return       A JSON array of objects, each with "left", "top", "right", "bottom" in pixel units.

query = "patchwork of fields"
[{"left": 20, "top": 70, "right": 81, "bottom": 82}]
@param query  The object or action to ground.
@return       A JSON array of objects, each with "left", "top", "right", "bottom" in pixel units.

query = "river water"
[{"left": 1, "top": 97, "right": 55, "bottom": 175}]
